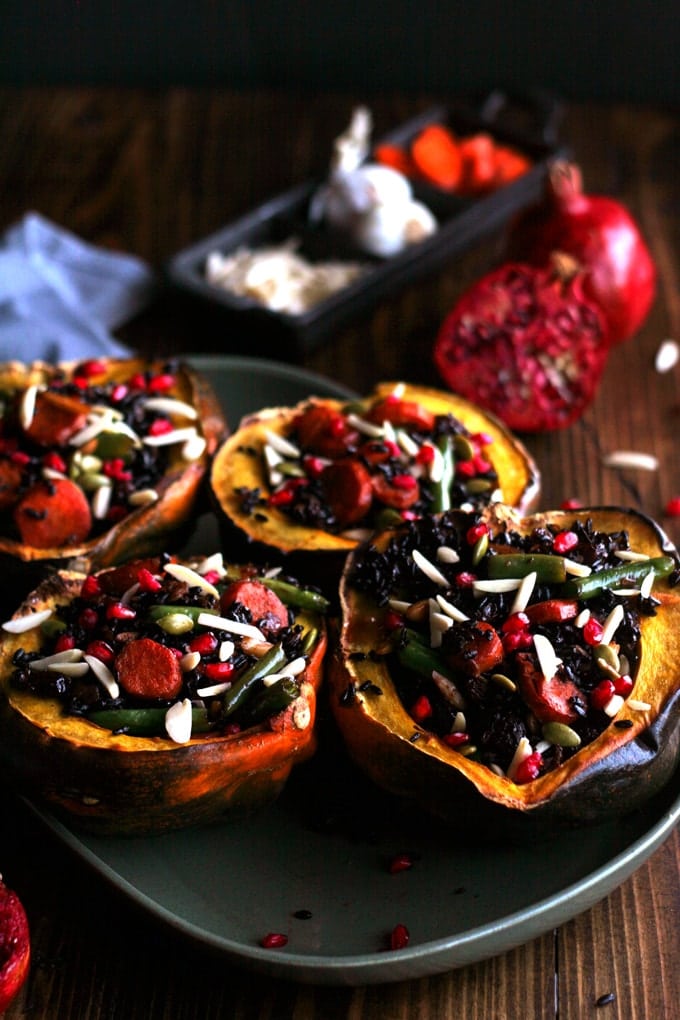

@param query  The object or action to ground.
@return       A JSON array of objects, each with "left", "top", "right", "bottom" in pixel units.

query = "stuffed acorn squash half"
[
  {"left": 210, "top": 383, "right": 539, "bottom": 589},
  {"left": 329, "top": 503, "right": 680, "bottom": 827},
  {"left": 0, "top": 551, "right": 327, "bottom": 834},
  {"left": 0, "top": 357, "right": 226, "bottom": 608}
]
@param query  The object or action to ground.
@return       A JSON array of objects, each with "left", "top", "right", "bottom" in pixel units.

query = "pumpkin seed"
[
  {"left": 491, "top": 672, "right": 517, "bottom": 692},
  {"left": 157, "top": 612, "right": 197, "bottom": 635},
  {"left": 594, "top": 643, "right": 621, "bottom": 674},
  {"left": 453, "top": 435, "right": 475, "bottom": 460},
  {"left": 465, "top": 478, "right": 492, "bottom": 494},
  {"left": 471, "top": 531, "right": 489, "bottom": 565},
  {"left": 541, "top": 721, "right": 582, "bottom": 748}
]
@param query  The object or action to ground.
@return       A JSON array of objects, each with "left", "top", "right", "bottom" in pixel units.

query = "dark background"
[{"left": 1, "top": 1, "right": 677, "bottom": 104}]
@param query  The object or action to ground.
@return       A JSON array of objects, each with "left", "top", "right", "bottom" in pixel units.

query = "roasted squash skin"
[
  {"left": 0, "top": 563, "right": 327, "bottom": 836},
  {"left": 210, "top": 383, "right": 540, "bottom": 575},
  {"left": 0, "top": 358, "right": 227, "bottom": 609},
  {"left": 328, "top": 504, "right": 680, "bottom": 828}
]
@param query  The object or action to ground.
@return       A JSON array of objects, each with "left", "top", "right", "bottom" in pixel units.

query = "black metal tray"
[{"left": 166, "top": 91, "right": 567, "bottom": 354}]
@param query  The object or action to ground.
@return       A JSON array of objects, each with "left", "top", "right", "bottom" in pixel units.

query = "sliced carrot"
[
  {"left": 493, "top": 145, "right": 532, "bottom": 185},
  {"left": 410, "top": 124, "right": 463, "bottom": 191},
  {"left": 373, "top": 143, "right": 415, "bottom": 177},
  {"left": 458, "top": 132, "right": 497, "bottom": 193}
]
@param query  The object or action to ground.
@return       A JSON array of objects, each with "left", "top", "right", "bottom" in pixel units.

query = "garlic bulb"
[{"left": 311, "top": 107, "right": 437, "bottom": 258}]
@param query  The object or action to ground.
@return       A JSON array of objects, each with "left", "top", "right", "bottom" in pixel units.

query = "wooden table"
[{"left": 1, "top": 88, "right": 679, "bottom": 1019}]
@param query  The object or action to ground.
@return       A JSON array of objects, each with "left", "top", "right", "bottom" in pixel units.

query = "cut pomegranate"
[
  {"left": 0, "top": 877, "right": 30, "bottom": 1013},
  {"left": 433, "top": 262, "right": 609, "bottom": 432}
]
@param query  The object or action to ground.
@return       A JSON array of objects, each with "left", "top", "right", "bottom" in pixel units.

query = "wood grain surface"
[{"left": 0, "top": 87, "right": 679, "bottom": 1019}]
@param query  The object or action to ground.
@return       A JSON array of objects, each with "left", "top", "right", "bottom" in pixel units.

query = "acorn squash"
[
  {"left": 0, "top": 357, "right": 227, "bottom": 611},
  {"left": 0, "top": 553, "right": 327, "bottom": 835},
  {"left": 328, "top": 503, "right": 680, "bottom": 828},
  {"left": 210, "top": 382, "right": 539, "bottom": 590}
]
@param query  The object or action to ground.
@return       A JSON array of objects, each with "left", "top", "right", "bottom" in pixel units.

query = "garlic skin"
[{"left": 312, "top": 107, "right": 437, "bottom": 258}]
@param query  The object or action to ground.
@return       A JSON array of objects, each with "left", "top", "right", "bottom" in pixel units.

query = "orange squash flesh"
[
  {"left": 210, "top": 382, "right": 540, "bottom": 561},
  {"left": 0, "top": 563, "right": 327, "bottom": 835},
  {"left": 329, "top": 504, "right": 680, "bottom": 826}
]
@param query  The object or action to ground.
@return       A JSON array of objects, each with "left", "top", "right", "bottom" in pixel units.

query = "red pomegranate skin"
[
  {"left": 433, "top": 261, "right": 609, "bottom": 433},
  {"left": 506, "top": 161, "right": 657, "bottom": 344}
]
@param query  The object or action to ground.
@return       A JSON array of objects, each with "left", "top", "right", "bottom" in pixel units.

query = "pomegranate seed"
[
  {"left": 106, "top": 602, "right": 137, "bottom": 621},
  {"left": 82, "top": 577, "right": 102, "bottom": 606},
  {"left": 665, "top": 496, "right": 680, "bottom": 517},
  {"left": 410, "top": 694, "right": 432, "bottom": 723},
  {"left": 75, "top": 359, "right": 106, "bottom": 378},
  {"left": 137, "top": 567, "right": 162, "bottom": 592},
  {"left": 384, "top": 610, "right": 404, "bottom": 631},
  {"left": 147, "top": 373, "right": 176, "bottom": 393},
  {"left": 103, "top": 458, "right": 132, "bottom": 481},
  {"left": 128, "top": 373, "right": 147, "bottom": 390},
  {"left": 168, "top": 646, "right": 184, "bottom": 660},
  {"left": 560, "top": 498, "right": 583, "bottom": 510},
  {"left": 415, "top": 443, "right": 435, "bottom": 465},
  {"left": 514, "top": 751, "right": 543, "bottom": 784},
  {"left": 202, "top": 661, "right": 235, "bottom": 681},
  {"left": 43, "top": 451, "right": 67, "bottom": 473},
  {"left": 455, "top": 571, "right": 476, "bottom": 587},
  {"left": 269, "top": 487, "right": 295, "bottom": 506},
  {"left": 260, "top": 932, "right": 288, "bottom": 949},
  {"left": 472, "top": 431, "right": 494, "bottom": 448},
  {"left": 442, "top": 731, "right": 470, "bottom": 748},
  {"left": 390, "top": 924, "right": 410, "bottom": 950},
  {"left": 85, "top": 640, "right": 115, "bottom": 664},
  {"left": 591, "top": 678, "right": 616, "bottom": 711},
  {"left": 473, "top": 454, "right": 492, "bottom": 474},
  {"left": 78, "top": 607, "right": 99, "bottom": 630},
  {"left": 111, "top": 383, "right": 128, "bottom": 402},
  {"left": 202, "top": 570, "right": 221, "bottom": 585},
  {"left": 148, "top": 418, "right": 174, "bottom": 436},
  {"left": 72, "top": 376, "right": 90, "bottom": 390},
  {"left": 456, "top": 458, "right": 476, "bottom": 478},
  {"left": 502, "top": 630, "right": 533, "bottom": 653},
  {"left": 553, "top": 530, "right": 578, "bottom": 554},
  {"left": 10, "top": 450, "right": 31, "bottom": 465},
  {"left": 502, "top": 612, "right": 530, "bottom": 634},
  {"left": 583, "top": 617, "right": 604, "bottom": 645},
  {"left": 388, "top": 854, "right": 415, "bottom": 874},
  {"left": 189, "top": 632, "right": 219, "bottom": 655},
  {"left": 55, "top": 633, "right": 76, "bottom": 652},
  {"left": 392, "top": 473, "right": 417, "bottom": 490},
  {"left": 302, "top": 455, "right": 326, "bottom": 478},
  {"left": 329, "top": 415, "right": 346, "bottom": 437},
  {"left": 466, "top": 522, "right": 488, "bottom": 545},
  {"left": 224, "top": 722, "right": 241, "bottom": 735},
  {"left": 613, "top": 674, "right": 634, "bottom": 697}
]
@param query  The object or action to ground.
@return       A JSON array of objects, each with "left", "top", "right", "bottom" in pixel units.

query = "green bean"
[
  {"left": 564, "top": 555, "right": 675, "bottom": 600},
  {"left": 148, "top": 604, "right": 218, "bottom": 623},
  {"left": 221, "top": 643, "right": 288, "bottom": 718},
  {"left": 486, "top": 553, "right": 567, "bottom": 583},
  {"left": 431, "top": 434, "right": 455, "bottom": 513},
  {"left": 88, "top": 705, "right": 211, "bottom": 736},
  {"left": 259, "top": 577, "right": 330, "bottom": 613},
  {"left": 239, "top": 677, "right": 300, "bottom": 727},
  {"left": 397, "top": 628, "right": 451, "bottom": 680},
  {"left": 300, "top": 626, "right": 319, "bottom": 655}
]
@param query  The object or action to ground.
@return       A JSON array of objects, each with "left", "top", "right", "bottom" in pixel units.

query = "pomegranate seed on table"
[
  {"left": 390, "top": 924, "right": 410, "bottom": 950},
  {"left": 260, "top": 932, "right": 288, "bottom": 949}
]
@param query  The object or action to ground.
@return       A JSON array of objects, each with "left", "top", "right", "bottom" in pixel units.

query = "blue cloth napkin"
[{"left": 0, "top": 212, "right": 157, "bottom": 363}]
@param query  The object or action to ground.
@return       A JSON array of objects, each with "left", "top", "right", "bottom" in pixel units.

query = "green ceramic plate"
[{"left": 22, "top": 356, "right": 680, "bottom": 986}]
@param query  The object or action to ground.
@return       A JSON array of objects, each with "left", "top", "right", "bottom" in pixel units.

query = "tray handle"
[{"left": 477, "top": 88, "right": 565, "bottom": 148}]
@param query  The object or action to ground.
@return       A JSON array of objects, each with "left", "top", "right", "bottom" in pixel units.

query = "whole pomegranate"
[
  {"left": 0, "top": 876, "right": 30, "bottom": 1013},
  {"left": 433, "top": 259, "right": 609, "bottom": 432},
  {"left": 506, "top": 161, "right": 656, "bottom": 344}
]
